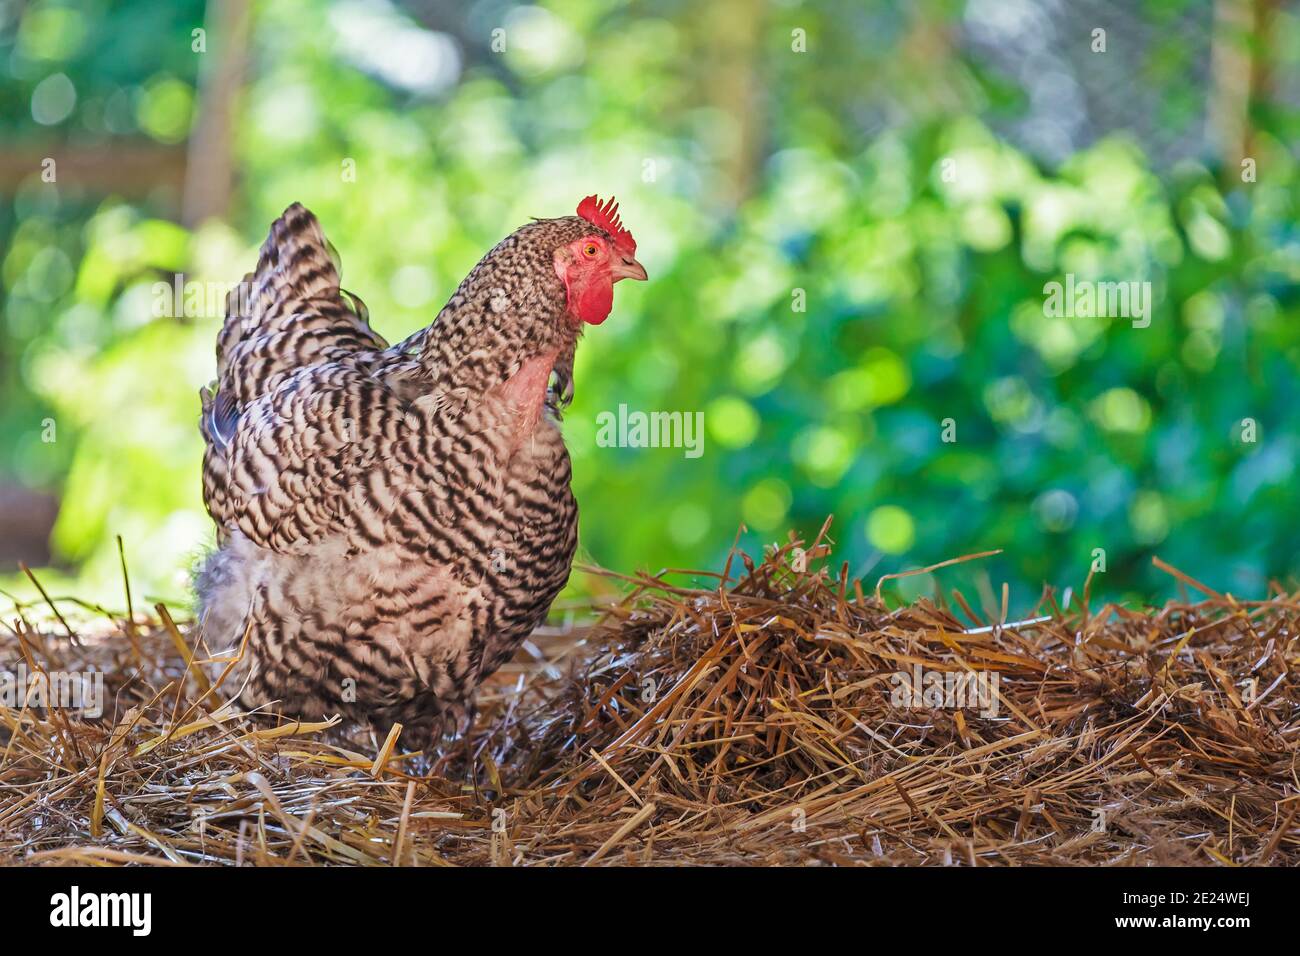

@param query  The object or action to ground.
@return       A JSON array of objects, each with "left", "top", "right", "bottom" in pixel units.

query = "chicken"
[{"left": 195, "top": 196, "right": 646, "bottom": 742}]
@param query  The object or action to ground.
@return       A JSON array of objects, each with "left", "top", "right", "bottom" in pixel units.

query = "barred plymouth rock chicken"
[{"left": 196, "top": 197, "right": 645, "bottom": 742}]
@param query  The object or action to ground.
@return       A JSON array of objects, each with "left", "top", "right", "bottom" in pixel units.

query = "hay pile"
[{"left": 2, "top": 527, "right": 1298, "bottom": 866}]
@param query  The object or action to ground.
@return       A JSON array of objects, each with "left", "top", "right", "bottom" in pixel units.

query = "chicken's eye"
[{"left": 582, "top": 242, "right": 599, "bottom": 258}]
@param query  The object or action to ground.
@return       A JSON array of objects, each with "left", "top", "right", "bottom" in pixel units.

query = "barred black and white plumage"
[{"left": 196, "top": 199, "right": 646, "bottom": 742}]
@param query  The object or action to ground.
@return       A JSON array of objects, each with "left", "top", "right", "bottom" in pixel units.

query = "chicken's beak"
[{"left": 611, "top": 254, "right": 648, "bottom": 282}]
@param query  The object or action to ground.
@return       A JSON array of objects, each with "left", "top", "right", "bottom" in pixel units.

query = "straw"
[{"left": 1, "top": 531, "right": 1297, "bottom": 866}]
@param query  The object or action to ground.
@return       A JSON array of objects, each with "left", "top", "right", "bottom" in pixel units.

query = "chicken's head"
[{"left": 553, "top": 195, "right": 647, "bottom": 326}]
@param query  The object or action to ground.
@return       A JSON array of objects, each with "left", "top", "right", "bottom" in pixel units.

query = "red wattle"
[{"left": 574, "top": 279, "right": 613, "bottom": 325}]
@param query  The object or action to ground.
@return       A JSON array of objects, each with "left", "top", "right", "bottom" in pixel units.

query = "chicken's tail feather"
[{"left": 212, "top": 203, "right": 388, "bottom": 409}]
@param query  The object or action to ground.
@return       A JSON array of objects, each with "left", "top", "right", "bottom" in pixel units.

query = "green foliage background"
[{"left": 1, "top": 0, "right": 1298, "bottom": 615}]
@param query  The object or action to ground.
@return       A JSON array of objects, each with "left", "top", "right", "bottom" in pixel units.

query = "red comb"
[{"left": 577, "top": 195, "right": 636, "bottom": 256}]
